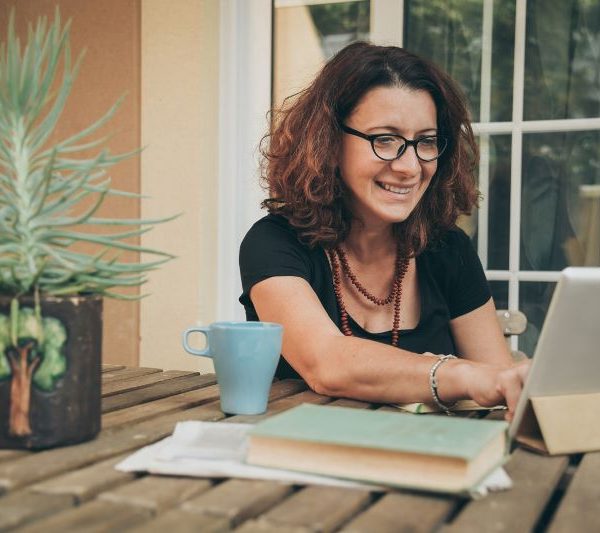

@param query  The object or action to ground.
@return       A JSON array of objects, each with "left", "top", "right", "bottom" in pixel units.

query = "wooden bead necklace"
[{"left": 328, "top": 246, "right": 409, "bottom": 346}]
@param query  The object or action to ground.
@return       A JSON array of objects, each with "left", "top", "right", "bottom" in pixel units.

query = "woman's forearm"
[{"left": 300, "top": 335, "right": 473, "bottom": 404}]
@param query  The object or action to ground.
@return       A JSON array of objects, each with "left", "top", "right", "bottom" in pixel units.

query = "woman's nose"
[{"left": 389, "top": 145, "right": 421, "bottom": 175}]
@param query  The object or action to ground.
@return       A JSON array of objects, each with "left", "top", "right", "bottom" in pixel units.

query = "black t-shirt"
[{"left": 239, "top": 214, "right": 491, "bottom": 379}]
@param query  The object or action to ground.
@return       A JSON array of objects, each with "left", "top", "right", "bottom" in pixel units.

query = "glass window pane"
[
  {"left": 273, "top": 1, "right": 370, "bottom": 105},
  {"left": 405, "top": 0, "right": 515, "bottom": 123},
  {"left": 459, "top": 134, "right": 511, "bottom": 268},
  {"left": 524, "top": 0, "right": 600, "bottom": 120},
  {"left": 308, "top": 1, "right": 370, "bottom": 57},
  {"left": 490, "top": 1, "right": 515, "bottom": 122},
  {"left": 487, "top": 135, "right": 512, "bottom": 270},
  {"left": 521, "top": 131, "right": 600, "bottom": 270},
  {"left": 489, "top": 280, "right": 508, "bottom": 310},
  {"left": 404, "top": 0, "right": 483, "bottom": 122},
  {"left": 519, "top": 281, "right": 556, "bottom": 357}
]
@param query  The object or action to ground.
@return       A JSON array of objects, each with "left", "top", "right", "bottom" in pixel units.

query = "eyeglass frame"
[{"left": 340, "top": 124, "right": 448, "bottom": 163}]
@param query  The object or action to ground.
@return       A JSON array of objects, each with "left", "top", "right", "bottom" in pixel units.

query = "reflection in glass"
[
  {"left": 521, "top": 131, "right": 600, "bottom": 270},
  {"left": 490, "top": 1, "right": 515, "bottom": 122},
  {"left": 524, "top": 0, "right": 600, "bottom": 120},
  {"left": 519, "top": 282, "right": 556, "bottom": 357},
  {"left": 460, "top": 135, "right": 511, "bottom": 266},
  {"left": 273, "top": 1, "right": 370, "bottom": 105},
  {"left": 404, "top": 0, "right": 515, "bottom": 122},
  {"left": 308, "top": 1, "right": 370, "bottom": 58},
  {"left": 489, "top": 281, "right": 508, "bottom": 311},
  {"left": 487, "top": 135, "right": 511, "bottom": 270}
]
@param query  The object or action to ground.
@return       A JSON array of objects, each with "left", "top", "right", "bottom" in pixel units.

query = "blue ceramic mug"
[{"left": 182, "top": 321, "right": 283, "bottom": 415}]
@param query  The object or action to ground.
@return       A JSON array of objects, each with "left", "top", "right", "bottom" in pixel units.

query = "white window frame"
[
  {"left": 221, "top": 0, "right": 600, "bottom": 340},
  {"left": 217, "top": 0, "right": 272, "bottom": 321},
  {"left": 471, "top": 0, "right": 600, "bottom": 349}
]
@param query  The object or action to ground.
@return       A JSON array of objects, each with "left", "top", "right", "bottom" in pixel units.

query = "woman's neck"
[{"left": 343, "top": 222, "right": 396, "bottom": 264}]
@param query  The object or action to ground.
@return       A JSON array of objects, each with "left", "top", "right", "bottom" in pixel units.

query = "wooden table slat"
[
  {"left": 441, "top": 448, "right": 569, "bottom": 533},
  {"left": 17, "top": 500, "right": 151, "bottom": 533},
  {"left": 102, "top": 373, "right": 217, "bottom": 413},
  {"left": 341, "top": 492, "right": 455, "bottom": 533},
  {"left": 0, "top": 449, "right": 30, "bottom": 463},
  {"left": 181, "top": 479, "right": 294, "bottom": 528},
  {"left": 101, "top": 366, "right": 163, "bottom": 383},
  {"left": 102, "top": 369, "right": 198, "bottom": 396},
  {"left": 0, "top": 490, "right": 75, "bottom": 531},
  {"left": 102, "top": 383, "right": 221, "bottom": 429},
  {"left": 30, "top": 452, "right": 136, "bottom": 503},
  {"left": 126, "top": 509, "right": 231, "bottom": 533},
  {"left": 98, "top": 475, "right": 212, "bottom": 512},
  {"left": 225, "top": 389, "right": 332, "bottom": 424},
  {"left": 101, "top": 364, "right": 126, "bottom": 373},
  {"left": 0, "top": 402, "right": 224, "bottom": 495},
  {"left": 548, "top": 452, "right": 600, "bottom": 533},
  {"left": 235, "top": 520, "right": 311, "bottom": 533},
  {"left": 258, "top": 486, "right": 373, "bottom": 533},
  {"left": 102, "top": 378, "right": 307, "bottom": 430}
]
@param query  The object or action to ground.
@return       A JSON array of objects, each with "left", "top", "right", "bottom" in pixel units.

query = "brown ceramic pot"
[{"left": 0, "top": 294, "right": 103, "bottom": 449}]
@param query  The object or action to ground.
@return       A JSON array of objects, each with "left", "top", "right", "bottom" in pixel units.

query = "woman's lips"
[{"left": 376, "top": 181, "right": 414, "bottom": 195}]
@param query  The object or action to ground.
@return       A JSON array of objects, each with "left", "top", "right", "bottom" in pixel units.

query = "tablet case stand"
[{"left": 516, "top": 391, "right": 600, "bottom": 455}]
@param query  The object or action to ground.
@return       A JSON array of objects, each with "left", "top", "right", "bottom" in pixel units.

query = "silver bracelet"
[{"left": 429, "top": 354, "right": 458, "bottom": 415}]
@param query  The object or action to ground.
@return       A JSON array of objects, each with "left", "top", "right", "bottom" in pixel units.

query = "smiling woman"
[{"left": 239, "top": 42, "right": 530, "bottom": 419}]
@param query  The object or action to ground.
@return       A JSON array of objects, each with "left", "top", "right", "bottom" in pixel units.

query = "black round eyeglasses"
[{"left": 341, "top": 124, "right": 448, "bottom": 162}]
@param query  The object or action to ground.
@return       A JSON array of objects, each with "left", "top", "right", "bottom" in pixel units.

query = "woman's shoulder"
[
  {"left": 240, "top": 213, "right": 310, "bottom": 256},
  {"left": 425, "top": 225, "right": 474, "bottom": 254},
  {"left": 419, "top": 226, "right": 479, "bottom": 277},
  {"left": 239, "top": 213, "right": 320, "bottom": 286},
  {"left": 243, "top": 213, "right": 300, "bottom": 242}
]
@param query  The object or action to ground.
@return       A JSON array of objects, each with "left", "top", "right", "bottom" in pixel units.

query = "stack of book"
[{"left": 246, "top": 403, "right": 509, "bottom": 494}]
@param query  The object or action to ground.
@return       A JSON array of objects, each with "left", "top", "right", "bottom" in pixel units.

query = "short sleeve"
[
  {"left": 444, "top": 229, "right": 491, "bottom": 319},
  {"left": 239, "top": 215, "right": 313, "bottom": 309}
]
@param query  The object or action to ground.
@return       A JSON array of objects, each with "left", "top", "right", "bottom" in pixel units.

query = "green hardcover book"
[{"left": 246, "top": 403, "right": 509, "bottom": 494}]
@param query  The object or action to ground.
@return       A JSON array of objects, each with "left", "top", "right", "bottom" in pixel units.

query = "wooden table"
[{"left": 0, "top": 365, "right": 598, "bottom": 532}]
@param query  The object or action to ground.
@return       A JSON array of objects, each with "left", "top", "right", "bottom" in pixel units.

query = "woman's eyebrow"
[{"left": 365, "top": 125, "right": 438, "bottom": 135}]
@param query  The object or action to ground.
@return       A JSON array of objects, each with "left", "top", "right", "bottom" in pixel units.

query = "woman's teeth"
[{"left": 377, "top": 182, "right": 412, "bottom": 194}]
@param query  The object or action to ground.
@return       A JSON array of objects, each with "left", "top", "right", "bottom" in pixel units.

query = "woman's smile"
[{"left": 375, "top": 180, "right": 417, "bottom": 196}]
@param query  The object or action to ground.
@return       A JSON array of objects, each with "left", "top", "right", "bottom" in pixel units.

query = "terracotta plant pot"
[{"left": 0, "top": 294, "right": 103, "bottom": 449}]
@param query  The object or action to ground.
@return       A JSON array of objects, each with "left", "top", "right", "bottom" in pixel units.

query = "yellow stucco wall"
[{"left": 140, "top": 0, "right": 219, "bottom": 372}]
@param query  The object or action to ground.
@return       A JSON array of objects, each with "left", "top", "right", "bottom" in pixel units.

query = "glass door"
[{"left": 272, "top": 0, "right": 600, "bottom": 354}]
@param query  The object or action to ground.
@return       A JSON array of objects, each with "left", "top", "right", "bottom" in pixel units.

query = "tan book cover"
[{"left": 392, "top": 399, "right": 507, "bottom": 414}]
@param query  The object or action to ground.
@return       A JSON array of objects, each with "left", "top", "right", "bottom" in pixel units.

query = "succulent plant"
[{"left": 0, "top": 9, "right": 175, "bottom": 302}]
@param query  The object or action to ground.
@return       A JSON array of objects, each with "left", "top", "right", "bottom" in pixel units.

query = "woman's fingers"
[
  {"left": 498, "top": 361, "right": 531, "bottom": 421},
  {"left": 466, "top": 359, "right": 532, "bottom": 418}
]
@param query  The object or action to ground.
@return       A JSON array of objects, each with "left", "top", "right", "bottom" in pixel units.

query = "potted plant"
[{"left": 0, "top": 10, "right": 175, "bottom": 449}]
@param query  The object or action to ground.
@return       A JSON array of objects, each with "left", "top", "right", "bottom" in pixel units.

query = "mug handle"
[{"left": 182, "top": 326, "right": 213, "bottom": 358}]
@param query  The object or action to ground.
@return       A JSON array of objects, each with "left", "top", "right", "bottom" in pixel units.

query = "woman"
[{"left": 239, "top": 42, "right": 529, "bottom": 419}]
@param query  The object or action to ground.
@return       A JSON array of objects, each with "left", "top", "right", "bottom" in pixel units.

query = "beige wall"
[
  {"left": 2, "top": 0, "right": 221, "bottom": 372},
  {"left": 140, "top": 0, "right": 220, "bottom": 372}
]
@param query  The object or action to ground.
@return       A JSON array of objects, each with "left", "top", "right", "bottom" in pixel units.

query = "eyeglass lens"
[{"left": 372, "top": 136, "right": 444, "bottom": 161}]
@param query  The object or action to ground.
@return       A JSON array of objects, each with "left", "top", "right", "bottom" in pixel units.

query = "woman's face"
[{"left": 339, "top": 85, "right": 438, "bottom": 230}]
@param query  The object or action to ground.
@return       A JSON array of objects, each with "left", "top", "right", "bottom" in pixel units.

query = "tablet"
[{"left": 509, "top": 267, "right": 600, "bottom": 441}]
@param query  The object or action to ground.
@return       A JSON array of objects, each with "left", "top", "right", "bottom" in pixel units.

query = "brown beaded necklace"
[{"left": 328, "top": 246, "right": 410, "bottom": 346}]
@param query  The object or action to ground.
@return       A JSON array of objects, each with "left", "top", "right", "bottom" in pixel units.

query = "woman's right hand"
[{"left": 462, "top": 360, "right": 531, "bottom": 421}]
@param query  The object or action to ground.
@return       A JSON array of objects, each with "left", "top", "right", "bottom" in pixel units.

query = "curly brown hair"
[{"left": 261, "top": 41, "right": 479, "bottom": 255}]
